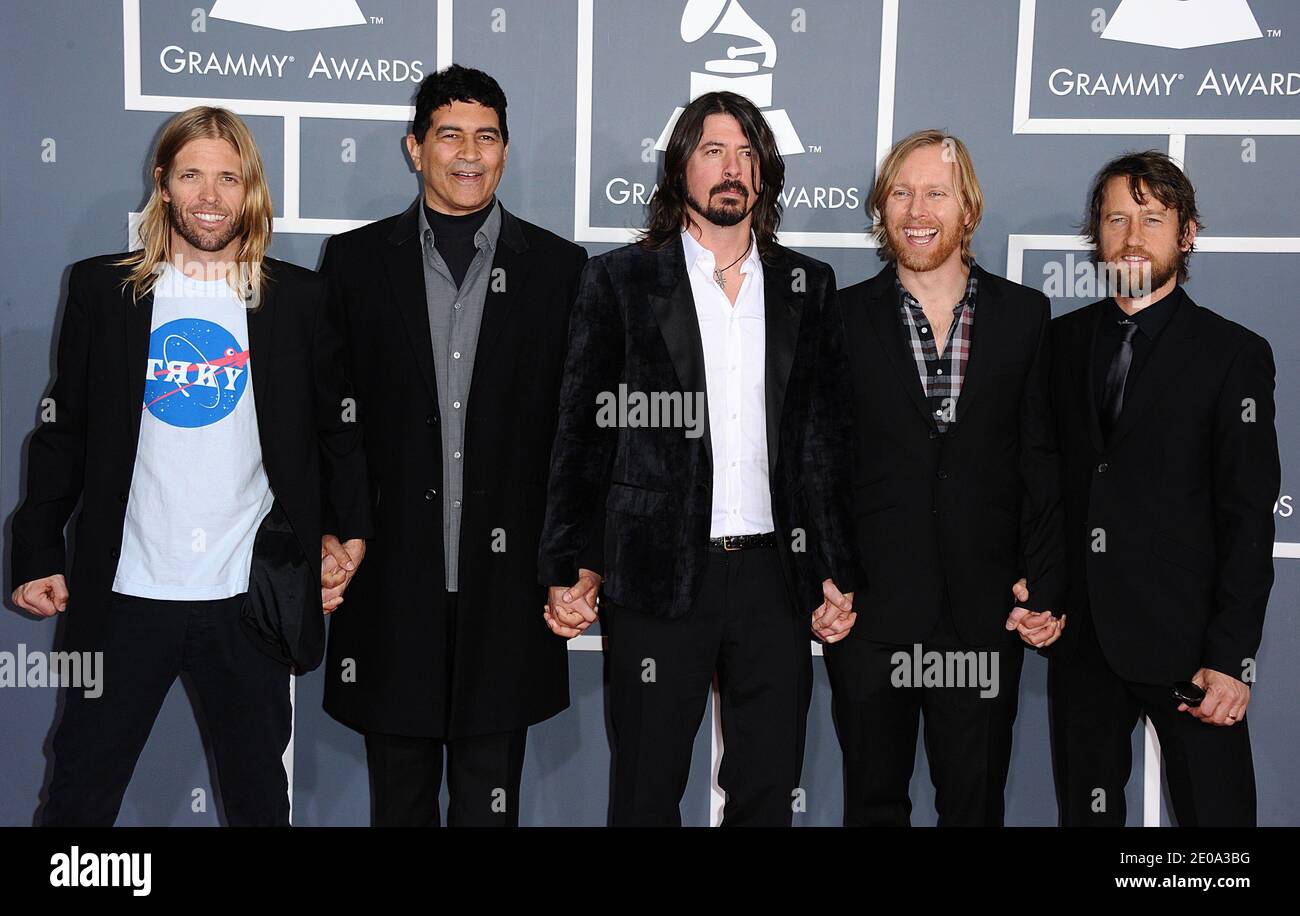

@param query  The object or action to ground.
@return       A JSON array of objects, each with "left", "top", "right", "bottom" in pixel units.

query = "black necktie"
[{"left": 1100, "top": 320, "right": 1140, "bottom": 439}]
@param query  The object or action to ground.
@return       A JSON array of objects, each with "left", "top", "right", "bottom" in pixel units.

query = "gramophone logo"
[
  {"left": 1101, "top": 0, "right": 1263, "bottom": 50},
  {"left": 208, "top": 0, "right": 367, "bottom": 32},
  {"left": 655, "top": 0, "right": 803, "bottom": 156}
]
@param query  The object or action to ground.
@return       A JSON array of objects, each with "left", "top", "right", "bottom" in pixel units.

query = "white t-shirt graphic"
[{"left": 112, "top": 264, "right": 274, "bottom": 600}]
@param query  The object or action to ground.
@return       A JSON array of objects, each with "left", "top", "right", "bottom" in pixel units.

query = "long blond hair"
[
  {"left": 118, "top": 106, "right": 274, "bottom": 305},
  {"left": 868, "top": 129, "right": 984, "bottom": 266}
]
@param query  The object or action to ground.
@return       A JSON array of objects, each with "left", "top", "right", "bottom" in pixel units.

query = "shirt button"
[
  {"left": 921, "top": 327, "right": 929, "bottom": 334},
  {"left": 453, "top": 400, "right": 462, "bottom": 409},
  {"left": 936, "top": 369, "right": 944, "bottom": 375},
  {"left": 454, "top": 302, "right": 463, "bottom": 310},
  {"left": 452, "top": 499, "right": 462, "bottom": 508},
  {"left": 453, "top": 351, "right": 461, "bottom": 359},
  {"left": 935, "top": 409, "right": 943, "bottom": 417},
  {"left": 453, "top": 450, "right": 462, "bottom": 459},
  {"left": 1097, "top": 462, "right": 1109, "bottom": 474}
]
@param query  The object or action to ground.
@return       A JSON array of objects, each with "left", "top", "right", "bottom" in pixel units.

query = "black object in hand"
[{"left": 1172, "top": 680, "right": 1206, "bottom": 708}]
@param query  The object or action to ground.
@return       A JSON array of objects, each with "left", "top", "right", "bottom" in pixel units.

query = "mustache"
[{"left": 711, "top": 181, "right": 748, "bottom": 198}]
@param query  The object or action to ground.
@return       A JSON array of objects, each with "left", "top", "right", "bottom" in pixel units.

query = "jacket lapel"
[
  {"left": 1078, "top": 302, "right": 1106, "bottom": 453},
  {"left": 468, "top": 203, "right": 527, "bottom": 406},
  {"left": 762, "top": 246, "right": 804, "bottom": 476},
  {"left": 124, "top": 279, "right": 154, "bottom": 448},
  {"left": 647, "top": 236, "right": 712, "bottom": 467},
  {"left": 382, "top": 198, "right": 437, "bottom": 402},
  {"left": 246, "top": 267, "right": 276, "bottom": 450},
  {"left": 864, "top": 266, "right": 935, "bottom": 429}
]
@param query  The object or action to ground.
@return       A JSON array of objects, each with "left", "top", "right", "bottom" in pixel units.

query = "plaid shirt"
[{"left": 896, "top": 271, "right": 978, "bottom": 433}]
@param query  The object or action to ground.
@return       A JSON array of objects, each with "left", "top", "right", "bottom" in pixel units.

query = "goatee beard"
[{"left": 686, "top": 189, "right": 751, "bottom": 229}]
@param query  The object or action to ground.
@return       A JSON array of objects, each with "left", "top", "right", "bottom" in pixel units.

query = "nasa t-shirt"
[{"left": 112, "top": 264, "right": 274, "bottom": 600}]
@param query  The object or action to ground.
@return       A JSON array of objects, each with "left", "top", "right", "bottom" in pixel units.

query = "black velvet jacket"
[{"left": 539, "top": 235, "right": 857, "bottom": 618}]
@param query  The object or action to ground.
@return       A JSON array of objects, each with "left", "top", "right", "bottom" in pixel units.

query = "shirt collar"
[
  {"left": 1105, "top": 284, "right": 1184, "bottom": 340},
  {"left": 418, "top": 196, "right": 502, "bottom": 253},
  {"left": 894, "top": 265, "right": 979, "bottom": 313},
  {"left": 680, "top": 227, "right": 760, "bottom": 278}
]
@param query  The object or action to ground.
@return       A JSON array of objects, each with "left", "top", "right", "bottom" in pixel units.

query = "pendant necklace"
[{"left": 713, "top": 236, "right": 752, "bottom": 291}]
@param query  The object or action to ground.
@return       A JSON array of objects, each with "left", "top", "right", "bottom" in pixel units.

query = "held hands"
[
  {"left": 1178, "top": 668, "right": 1251, "bottom": 726},
  {"left": 1005, "top": 578, "right": 1066, "bottom": 648},
  {"left": 544, "top": 568, "right": 602, "bottom": 639},
  {"left": 11, "top": 574, "right": 69, "bottom": 618},
  {"left": 321, "top": 534, "right": 366, "bottom": 614},
  {"left": 812, "top": 579, "right": 856, "bottom": 644}
]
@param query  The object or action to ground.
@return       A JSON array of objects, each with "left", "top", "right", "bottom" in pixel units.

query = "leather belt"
[{"left": 707, "top": 532, "right": 777, "bottom": 552}]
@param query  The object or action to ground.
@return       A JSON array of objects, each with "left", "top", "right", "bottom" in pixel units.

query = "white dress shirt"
[{"left": 680, "top": 228, "right": 774, "bottom": 538}]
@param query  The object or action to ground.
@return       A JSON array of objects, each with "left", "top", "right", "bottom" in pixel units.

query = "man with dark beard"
[
  {"left": 539, "top": 91, "right": 857, "bottom": 826},
  {"left": 828, "top": 130, "right": 1065, "bottom": 825},
  {"left": 1047, "top": 151, "right": 1279, "bottom": 826}
]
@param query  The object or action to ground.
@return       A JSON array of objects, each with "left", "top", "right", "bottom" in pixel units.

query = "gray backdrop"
[{"left": 1, "top": 0, "right": 1296, "bottom": 826}]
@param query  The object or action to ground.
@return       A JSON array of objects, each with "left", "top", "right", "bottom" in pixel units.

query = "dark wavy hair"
[
  {"left": 640, "top": 91, "right": 785, "bottom": 257},
  {"left": 1082, "top": 150, "right": 1202, "bottom": 283},
  {"left": 411, "top": 64, "right": 509, "bottom": 145}
]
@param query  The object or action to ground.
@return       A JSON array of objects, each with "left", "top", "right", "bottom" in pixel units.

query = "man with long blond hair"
[
  {"left": 824, "top": 129, "right": 1064, "bottom": 825},
  {"left": 10, "top": 106, "right": 371, "bottom": 826}
]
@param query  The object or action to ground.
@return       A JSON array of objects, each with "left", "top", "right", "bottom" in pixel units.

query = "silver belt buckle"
[{"left": 722, "top": 535, "right": 741, "bottom": 552}]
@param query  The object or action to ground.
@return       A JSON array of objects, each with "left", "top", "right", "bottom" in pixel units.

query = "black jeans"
[{"left": 41, "top": 591, "right": 292, "bottom": 826}]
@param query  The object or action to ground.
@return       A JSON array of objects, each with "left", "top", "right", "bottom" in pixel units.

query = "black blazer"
[
  {"left": 1050, "top": 291, "right": 1280, "bottom": 685},
  {"left": 838, "top": 263, "right": 1065, "bottom": 647},
  {"left": 538, "top": 236, "right": 857, "bottom": 619},
  {"left": 320, "top": 199, "right": 588, "bottom": 739},
  {"left": 10, "top": 254, "right": 371, "bottom": 671}
]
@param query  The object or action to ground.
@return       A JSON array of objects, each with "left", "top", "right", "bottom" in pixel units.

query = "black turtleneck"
[{"left": 423, "top": 198, "right": 495, "bottom": 289}]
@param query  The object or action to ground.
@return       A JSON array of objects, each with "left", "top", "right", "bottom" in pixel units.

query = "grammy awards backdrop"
[{"left": 1, "top": 0, "right": 1297, "bottom": 826}]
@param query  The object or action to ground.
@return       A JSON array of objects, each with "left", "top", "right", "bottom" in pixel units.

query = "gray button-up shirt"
[{"left": 418, "top": 198, "right": 502, "bottom": 591}]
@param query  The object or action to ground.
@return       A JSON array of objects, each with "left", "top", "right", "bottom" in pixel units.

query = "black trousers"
[
  {"left": 363, "top": 592, "right": 527, "bottom": 827},
  {"left": 41, "top": 592, "right": 292, "bottom": 827},
  {"left": 823, "top": 598, "right": 1024, "bottom": 827},
  {"left": 1048, "top": 613, "right": 1256, "bottom": 826},
  {"left": 605, "top": 544, "right": 811, "bottom": 827},
  {"left": 364, "top": 728, "right": 527, "bottom": 827}
]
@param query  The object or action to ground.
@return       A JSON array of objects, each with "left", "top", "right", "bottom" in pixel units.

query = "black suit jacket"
[
  {"left": 538, "top": 235, "right": 857, "bottom": 619},
  {"left": 10, "top": 254, "right": 371, "bottom": 671},
  {"left": 1050, "top": 291, "right": 1280, "bottom": 685},
  {"left": 838, "top": 263, "right": 1065, "bottom": 647},
  {"left": 320, "top": 199, "right": 588, "bottom": 739}
]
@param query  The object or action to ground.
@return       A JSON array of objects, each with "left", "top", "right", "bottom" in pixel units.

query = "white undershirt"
[{"left": 681, "top": 228, "right": 774, "bottom": 538}]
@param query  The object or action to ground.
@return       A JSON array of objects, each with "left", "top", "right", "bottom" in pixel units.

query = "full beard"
[
  {"left": 167, "top": 200, "right": 241, "bottom": 253},
  {"left": 889, "top": 223, "right": 962, "bottom": 272},
  {"left": 1102, "top": 246, "right": 1179, "bottom": 299}
]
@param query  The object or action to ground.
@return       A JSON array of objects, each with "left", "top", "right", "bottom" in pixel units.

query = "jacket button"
[
  {"left": 937, "top": 470, "right": 948, "bottom": 480},
  {"left": 1097, "top": 462, "right": 1108, "bottom": 474},
  {"left": 427, "top": 414, "right": 438, "bottom": 426},
  {"left": 110, "top": 547, "right": 119, "bottom": 558},
  {"left": 118, "top": 492, "right": 128, "bottom": 503},
  {"left": 425, "top": 488, "right": 437, "bottom": 500},
  {"left": 928, "top": 430, "right": 939, "bottom": 440}
]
